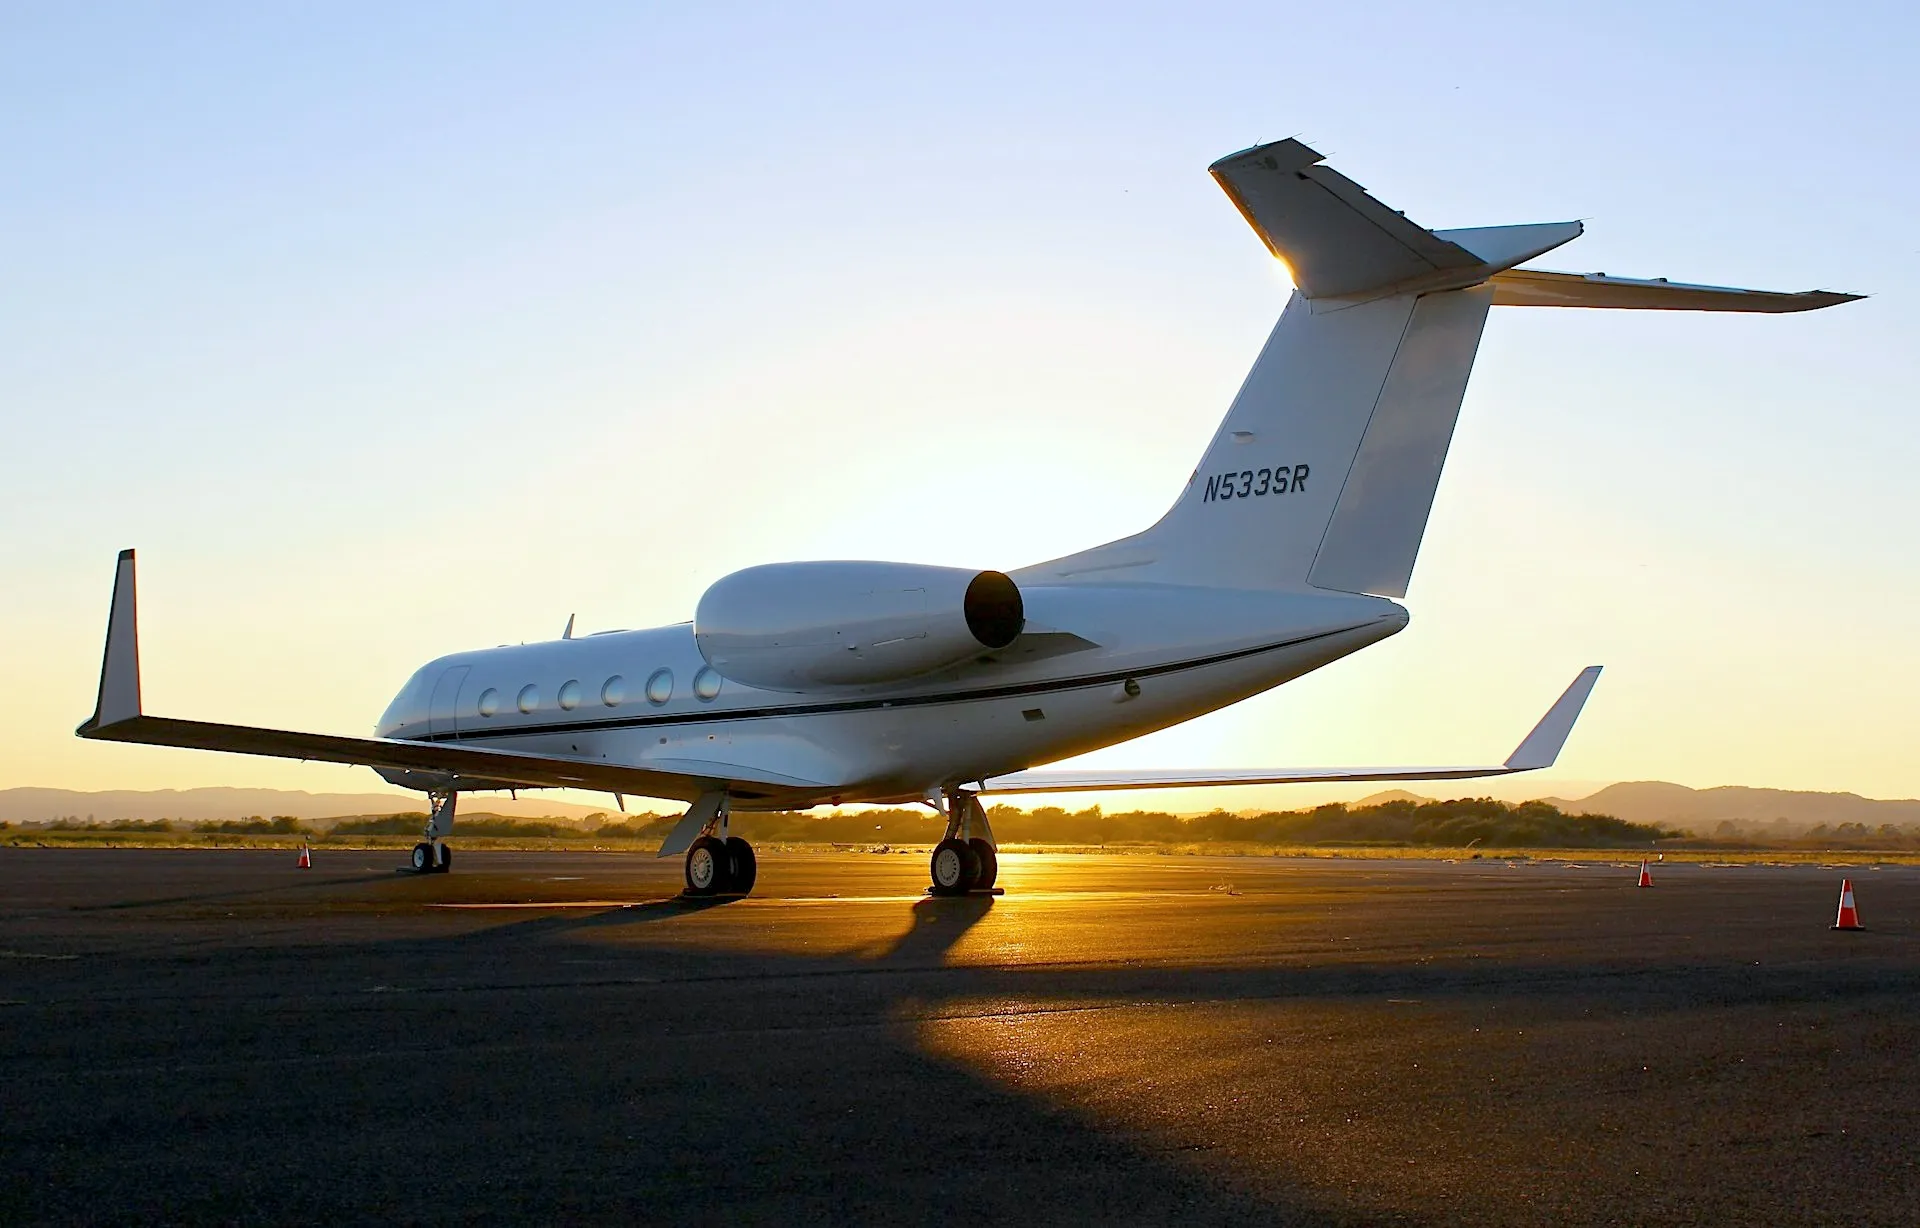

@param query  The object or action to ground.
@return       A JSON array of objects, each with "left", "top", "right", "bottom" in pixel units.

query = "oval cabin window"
[
  {"left": 477, "top": 688, "right": 500, "bottom": 718},
  {"left": 693, "top": 667, "right": 722, "bottom": 700},
  {"left": 517, "top": 684, "right": 539, "bottom": 714},
  {"left": 601, "top": 676, "right": 625, "bottom": 707},
  {"left": 646, "top": 669, "right": 673, "bottom": 704},
  {"left": 558, "top": 679, "right": 582, "bottom": 711}
]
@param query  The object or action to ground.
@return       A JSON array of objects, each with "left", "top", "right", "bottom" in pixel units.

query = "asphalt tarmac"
[{"left": 3, "top": 848, "right": 1917, "bottom": 1225}]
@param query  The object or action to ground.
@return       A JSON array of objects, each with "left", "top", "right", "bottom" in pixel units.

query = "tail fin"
[
  {"left": 1021, "top": 139, "right": 1573, "bottom": 596},
  {"left": 1017, "top": 138, "right": 1857, "bottom": 597},
  {"left": 1132, "top": 284, "right": 1498, "bottom": 598}
]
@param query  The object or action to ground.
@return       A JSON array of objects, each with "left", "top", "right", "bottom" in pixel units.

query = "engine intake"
[{"left": 694, "top": 561, "right": 1025, "bottom": 692}]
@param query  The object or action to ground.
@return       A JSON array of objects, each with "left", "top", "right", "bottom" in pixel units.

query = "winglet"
[
  {"left": 80, "top": 549, "right": 143, "bottom": 734},
  {"left": 1502, "top": 666, "right": 1602, "bottom": 771}
]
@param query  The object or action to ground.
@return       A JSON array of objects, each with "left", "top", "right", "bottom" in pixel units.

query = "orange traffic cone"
[
  {"left": 1636, "top": 859, "right": 1653, "bottom": 888},
  {"left": 296, "top": 845, "right": 311, "bottom": 869},
  {"left": 1832, "top": 879, "right": 1863, "bottom": 930}
]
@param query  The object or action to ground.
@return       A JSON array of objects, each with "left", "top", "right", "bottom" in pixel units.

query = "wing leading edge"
[
  {"left": 74, "top": 551, "right": 827, "bottom": 803},
  {"left": 977, "top": 666, "right": 1602, "bottom": 796}
]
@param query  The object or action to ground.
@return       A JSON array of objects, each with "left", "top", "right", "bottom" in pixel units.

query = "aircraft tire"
[
  {"left": 930, "top": 838, "right": 979, "bottom": 896},
  {"left": 968, "top": 839, "right": 997, "bottom": 891},
  {"left": 436, "top": 844, "right": 453, "bottom": 874},
  {"left": 410, "top": 842, "right": 433, "bottom": 874},
  {"left": 685, "top": 835, "right": 729, "bottom": 896},
  {"left": 725, "top": 837, "right": 757, "bottom": 895}
]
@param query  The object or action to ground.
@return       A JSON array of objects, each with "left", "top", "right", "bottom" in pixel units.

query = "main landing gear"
[
  {"left": 929, "top": 790, "right": 998, "bottom": 896},
  {"left": 684, "top": 833, "right": 757, "bottom": 897},
  {"left": 679, "top": 795, "right": 757, "bottom": 898},
  {"left": 408, "top": 790, "right": 456, "bottom": 874}
]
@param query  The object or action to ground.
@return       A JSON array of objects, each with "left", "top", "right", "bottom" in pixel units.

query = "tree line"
[
  {"left": 15, "top": 798, "right": 1717, "bottom": 849},
  {"left": 316, "top": 797, "right": 1676, "bottom": 848}
]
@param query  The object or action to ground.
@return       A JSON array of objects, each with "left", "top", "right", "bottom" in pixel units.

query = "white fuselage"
[{"left": 375, "top": 584, "right": 1407, "bottom": 808}]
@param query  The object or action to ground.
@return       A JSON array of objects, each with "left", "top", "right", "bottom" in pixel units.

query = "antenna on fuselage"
[{"left": 562, "top": 613, "right": 575, "bottom": 640}]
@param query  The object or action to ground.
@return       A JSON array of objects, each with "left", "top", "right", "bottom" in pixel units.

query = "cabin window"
[
  {"left": 517, "top": 684, "right": 539, "bottom": 714},
  {"left": 646, "top": 669, "right": 673, "bottom": 704},
  {"left": 477, "top": 688, "right": 500, "bottom": 718},
  {"left": 601, "top": 676, "right": 625, "bottom": 706},
  {"left": 558, "top": 679, "right": 582, "bottom": 711},
  {"left": 693, "top": 667, "right": 722, "bottom": 701}
]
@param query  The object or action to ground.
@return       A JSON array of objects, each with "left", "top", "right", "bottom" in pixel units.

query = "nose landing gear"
[
  {"left": 408, "top": 791, "right": 456, "bottom": 874},
  {"left": 929, "top": 790, "right": 1000, "bottom": 896}
]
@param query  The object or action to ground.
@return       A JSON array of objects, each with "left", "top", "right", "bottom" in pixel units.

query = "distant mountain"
[
  {"left": 1352, "top": 789, "right": 1430, "bottom": 806},
  {"left": 1318, "top": 782, "right": 1920, "bottom": 835},
  {"left": 0, "top": 787, "right": 617, "bottom": 825},
  {"left": 1543, "top": 782, "right": 1920, "bottom": 834}
]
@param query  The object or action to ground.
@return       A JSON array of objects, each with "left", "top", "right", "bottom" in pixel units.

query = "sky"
[{"left": 3, "top": 1, "right": 1916, "bottom": 813}]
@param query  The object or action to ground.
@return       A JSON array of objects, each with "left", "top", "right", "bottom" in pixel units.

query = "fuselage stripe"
[{"left": 411, "top": 623, "right": 1368, "bottom": 746}]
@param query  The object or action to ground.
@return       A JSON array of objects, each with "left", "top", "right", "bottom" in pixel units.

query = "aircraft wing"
[
  {"left": 978, "top": 666, "right": 1601, "bottom": 795},
  {"left": 73, "top": 551, "right": 827, "bottom": 804}
]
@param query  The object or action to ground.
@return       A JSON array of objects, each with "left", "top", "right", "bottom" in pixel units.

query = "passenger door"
[{"left": 427, "top": 666, "right": 470, "bottom": 738}]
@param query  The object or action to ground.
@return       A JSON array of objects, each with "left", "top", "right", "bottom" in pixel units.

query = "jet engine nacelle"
[{"left": 693, "top": 561, "right": 1025, "bottom": 692}]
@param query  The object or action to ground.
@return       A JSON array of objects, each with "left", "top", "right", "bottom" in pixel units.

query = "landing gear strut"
[
  {"left": 929, "top": 790, "right": 998, "bottom": 896},
  {"left": 410, "top": 790, "right": 455, "bottom": 874},
  {"left": 679, "top": 796, "right": 756, "bottom": 898}
]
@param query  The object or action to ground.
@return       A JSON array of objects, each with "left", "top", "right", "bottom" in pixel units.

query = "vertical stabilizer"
[
  {"left": 1018, "top": 283, "right": 1492, "bottom": 595},
  {"left": 1307, "top": 286, "right": 1491, "bottom": 596},
  {"left": 1016, "top": 138, "right": 1565, "bottom": 595}
]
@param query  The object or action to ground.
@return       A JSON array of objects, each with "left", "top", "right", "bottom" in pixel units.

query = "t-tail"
[{"left": 1016, "top": 138, "right": 1859, "bottom": 597}]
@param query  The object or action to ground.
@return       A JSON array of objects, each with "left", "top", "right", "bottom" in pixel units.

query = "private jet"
[{"left": 77, "top": 138, "right": 1858, "bottom": 897}]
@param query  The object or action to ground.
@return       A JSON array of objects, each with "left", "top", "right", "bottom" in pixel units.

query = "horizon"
[
  {"left": 12, "top": 780, "right": 1920, "bottom": 850},
  {"left": 5, "top": 3, "right": 1915, "bottom": 808},
  {"left": 9, "top": 776, "right": 1920, "bottom": 823}
]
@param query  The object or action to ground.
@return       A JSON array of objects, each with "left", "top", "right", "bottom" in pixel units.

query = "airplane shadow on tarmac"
[
  {"left": 2, "top": 876, "right": 1357, "bottom": 1225},
  {"left": 8, "top": 854, "right": 1920, "bottom": 1226}
]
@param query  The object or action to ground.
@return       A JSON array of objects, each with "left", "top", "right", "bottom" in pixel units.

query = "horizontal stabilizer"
[
  {"left": 979, "top": 667, "right": 1601, "bottom": 795},
  {"left": 1490, "top": 268, "right": 1861, "bottom": 312}
]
